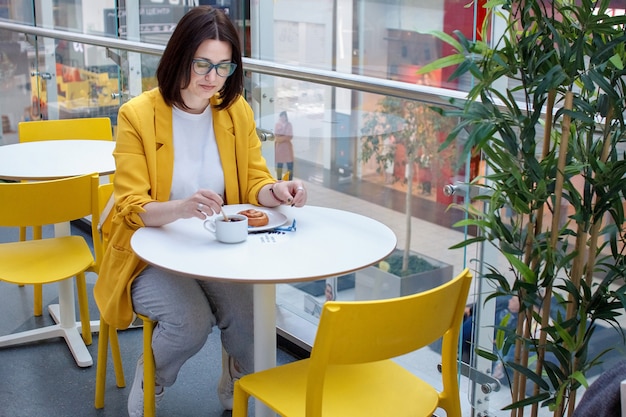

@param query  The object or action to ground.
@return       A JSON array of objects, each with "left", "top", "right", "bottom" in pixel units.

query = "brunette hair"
[{"left": 157, "top": 6, "right": 244, "bottom": 111}]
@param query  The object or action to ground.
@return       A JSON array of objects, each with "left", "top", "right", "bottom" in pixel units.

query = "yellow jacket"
[{"left": 94, "top": 88, "right": 275, "bottom": 329}]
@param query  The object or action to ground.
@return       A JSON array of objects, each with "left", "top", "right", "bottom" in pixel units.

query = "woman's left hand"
[{"left": 266, "top": 180, "right": 307, "bottom": 207}]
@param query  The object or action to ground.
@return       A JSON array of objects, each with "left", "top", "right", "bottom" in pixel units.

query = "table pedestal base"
[
  {"left": 254, "top": 284, "right": 277, "bottom": 417},
  {"left": 47, "top": 303, "right": 96, "bottom": 367},
  {"left": 0, "top": 302, "right": 93, "bottom": 367}
]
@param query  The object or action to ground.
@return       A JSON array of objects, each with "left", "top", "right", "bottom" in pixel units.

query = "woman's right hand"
[
  {"left": 140, "top": 189, "right": 224, "bottom": 227},
  {"left": 189, "top": 189, "right": 224, "bottom": 219}
]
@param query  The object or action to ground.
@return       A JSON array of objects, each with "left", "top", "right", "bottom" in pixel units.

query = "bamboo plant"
[{"left": 420, "top": 0, "right": 626, "bottom": 415}]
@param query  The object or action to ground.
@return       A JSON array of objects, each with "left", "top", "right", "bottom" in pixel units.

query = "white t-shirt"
[{"left": 170, "top": 105, "right": 225, "bottom": 201}]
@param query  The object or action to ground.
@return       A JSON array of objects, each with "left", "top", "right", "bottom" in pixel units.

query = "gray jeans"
[{"left": 131, "top": 265, "right": 254, "bottom": 387}]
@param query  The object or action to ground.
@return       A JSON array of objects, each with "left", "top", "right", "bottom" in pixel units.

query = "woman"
[
  {"left": 93, "top": 6, "right": 307, "bottom": 417},
  {"left": 274, "top": 110, "right": 294, "bottom": 180}
]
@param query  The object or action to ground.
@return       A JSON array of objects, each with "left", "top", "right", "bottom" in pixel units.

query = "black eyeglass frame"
[{"left": 191, "top": 59, "right": 237, "bottom": 77}]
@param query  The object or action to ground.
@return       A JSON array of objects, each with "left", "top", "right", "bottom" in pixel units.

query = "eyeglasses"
[{"left": 192, "top": 59, "right": 237, "bottom": 77}]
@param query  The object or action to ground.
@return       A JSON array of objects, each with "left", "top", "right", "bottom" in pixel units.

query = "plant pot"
[{"left": 355, "top": 248, "right": 454, "bottom": 300}]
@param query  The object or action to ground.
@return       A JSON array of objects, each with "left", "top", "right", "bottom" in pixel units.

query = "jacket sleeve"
[
  {"left": 113, "top": 96, "right": 156, "bottom": 229},
  {"left": 218, "top": 96, "right": 276, "bottom": 205}
]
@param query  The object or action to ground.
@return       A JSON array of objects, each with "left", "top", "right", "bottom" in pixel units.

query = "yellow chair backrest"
[
  {"left": 308, "top": 268, "right": 473, "bottom": 416},
  {"left": 0, "top": 173, "right": 102, "bottom": 272},
  {"left": 18, "top": 117, "right": 113, "bottom": 142}
]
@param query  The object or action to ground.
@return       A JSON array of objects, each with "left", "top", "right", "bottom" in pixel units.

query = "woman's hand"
[
  {"left": 261, "top": 181, "right": 307, "bottom": 208},
  {"left": 140, "top": 189, "right": 224, "bottom": 226},
  {"left": 188, "top": 189, "right": 225, "bottom": 219}
]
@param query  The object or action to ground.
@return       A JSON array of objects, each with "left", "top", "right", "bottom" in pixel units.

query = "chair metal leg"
[
  {"left": 18, "top": 225, "right": 44, "bottom": 316},
  {"left": 233, "top": 380, "right": 251, "bottom": 417},
  {"left": 94, "top": 319, "right": 109, "bottom": 409},
  {"left": 75, "top": 272, "right": 92, "bottom": 345},
  {"left": 33, "top": 284, "right": 42, "bottom": 316},
  {"left": 94, "top": 318, "right": 126, "bottom": 410},
  {"left": 32, "top": 225, "right": 43, "bottom": 316},
  {"left": 140, "top": 315, "right": 156, "bottom": 417},
  {"left": 109, "top": 325, "right": 125, "bottom": 387}
]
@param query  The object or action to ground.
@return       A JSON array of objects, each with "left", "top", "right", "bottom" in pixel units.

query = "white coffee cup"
[{"left": 203, "top": 214, "right": 249, "bottom": 243}]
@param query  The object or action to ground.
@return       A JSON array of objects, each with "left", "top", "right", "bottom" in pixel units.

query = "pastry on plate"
[{"left": 237, "top": 209, "right": 269, "bottom": 227}]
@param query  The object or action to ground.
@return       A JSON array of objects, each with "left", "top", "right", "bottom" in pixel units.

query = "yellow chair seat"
[
  {"left": 238, "top": 359, "right": 439, "bottom": 417},
  {"left": 0, "top": 236, "right": 94, "bottom": 285}
]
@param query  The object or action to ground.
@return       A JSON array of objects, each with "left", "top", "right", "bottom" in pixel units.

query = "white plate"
[{"left": 223, "top": 204, "right": 288, "bottom": 232}]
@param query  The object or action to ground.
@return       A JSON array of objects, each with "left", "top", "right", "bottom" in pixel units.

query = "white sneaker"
[
  {"left": 128, "top": 355, "right": 165, "bottom": 417},
  {"left": 217, "top": 348, "right": 243, "bottom": 410}
]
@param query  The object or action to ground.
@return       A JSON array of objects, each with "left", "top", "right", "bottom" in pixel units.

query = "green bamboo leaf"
[
  {"left": 507, "top": 361, "right": 550, "bottom": 389},
  {"left": 571, "top": 371, "right": 588, "bottom": 389},
  {"left": 452, "top": 218, "right": 490, "bottom": 228},
  {"left": 609, "top": 53, "right": 624, "bottom": 70},
  {"left": 448, "top": 236, "right": 486, "bottom": 250},
  {"left": 503, "top": 393, "right": 552, "bottom": 410},
  {"left": 553, "top": 316, "right": 576, "bottom": 349},
  {"left": 483, "top": 0, "right": 506, "bottom": 9},
  {"left": 417, "top": 55, "right": 467, "bottom": 75},
  {"left": 420, "top": 30, "right": 463, "bottom": 52},
  {"left": 503, "top": 252, "right": 536, "bottom": 283},
  {"left": 476, "top": 347, "right": 499, "bottom": 361}
]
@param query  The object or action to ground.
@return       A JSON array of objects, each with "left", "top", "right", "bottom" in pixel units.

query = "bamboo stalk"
[
  {"left": 524, "top": 89, "right": 557, "bottom": 417},
  {"left": 563, "top": 106, "right": 616, "bottom": 417},
  {"left": 539, "top": 91, "right": 572, "bottom": 417},
  {"left": 584, "top": 106, "right": 614, "bottom": 287},
  {"left": 514, "top": 219, "right": 536, "bottom": 417},
  {"left": 541, "top": 90, "right": 557, "bottom": 159},
  {"left": 510, "top": 279, "right": 528, "bottom": 417},
  {"left": 520, "top": 304, "right": 534, "bottom": 415},
  {"left": 554, "top": 229, "right": 587, "bottom": 417},
  {"left": 510, "top": 307, "right": 524, "bottom": 417},
  {"left": 513, "top": 89, "right": 558, "bottom": 417},
  {"left": 544, "top": 91, "right": 573, "bottom": 417},
  {"left": 530, "top": 88, "right": 556, "bottom": 278}
]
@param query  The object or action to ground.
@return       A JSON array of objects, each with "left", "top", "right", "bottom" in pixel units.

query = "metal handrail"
[{"left": 0, "top": 19, "right": 467, "bottom": 106}]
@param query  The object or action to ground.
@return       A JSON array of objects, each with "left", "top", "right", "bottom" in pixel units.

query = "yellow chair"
[
  {"left": 93, "top": 183, "right": 157, "bottom": 417},
  {"left": 233, "top": 268, "right": 473, "bottom": 417},
  {"left": 0, "top": 173, "right": 103, "bottom": 347},
  {"left": 17, "top": 117, "right": 114, "bottom": 317}
]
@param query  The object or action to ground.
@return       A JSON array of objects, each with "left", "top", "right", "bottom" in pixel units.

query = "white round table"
[
  {"left": 0, "top": 139, "right": 116, "bottom": 367},
  {"left": 0, "top": 139, "right": 115, "bottom": 181},
  {"left": 131, "top": 204, "right": 397, "bottom": 417}
]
